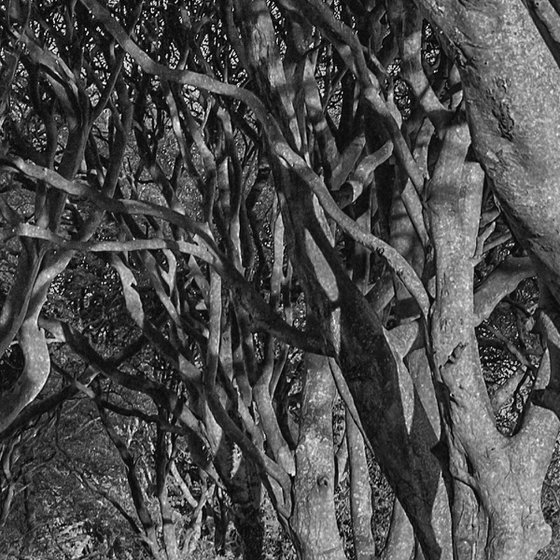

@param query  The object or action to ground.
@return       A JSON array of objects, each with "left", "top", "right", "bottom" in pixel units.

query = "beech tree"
[{"left": 1, "top": 1, "right": 560, "bottom": 559}]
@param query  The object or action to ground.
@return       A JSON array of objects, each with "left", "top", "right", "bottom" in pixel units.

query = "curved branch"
[
  {"left": 473, "top": 256, "right": 535, "bottom": 325},
  {"left": 1, "top": 158, "right": 326, "bottom": 354},
  {"left": 274, "top": 141, "right": 430, "bottom": 319},
  {"left": 74, "top": 1, "right": 430, "bottom": 316},
  {"left": 0, "top": 319, "right": 50, "bottom": 433},
  {"left": 79, "top": 0, "right": 270, "bottom": 120}
]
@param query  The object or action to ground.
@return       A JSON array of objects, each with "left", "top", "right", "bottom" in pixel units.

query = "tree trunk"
[
  {"left": 413, "top": 1, "right": 560, "bottom": 557},
  {"left": 425, "top": 111, "right": 556, "bottom": 560},
  {"left": 292, "top": 353, "right": 346, "bottom": 560},
  {"left": 346, "top": 411, "right": 376, "bottom": 560},
  {"left": 416, "top": 0, "right": 560, "bottom": 305}
]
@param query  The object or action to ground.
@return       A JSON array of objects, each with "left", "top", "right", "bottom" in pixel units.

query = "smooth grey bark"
[
  {"left": 279, "top": 169, "right": 445, "bottom": 559},
  {"left": 346, "top": 411, "right": 376, "bottom": 560},
  {"left": 8, "top": 3, "right": 560, "bottom": 560},
  {"left": 412, "top": 2, "right": 560, "bottom": 559},
  {"left": 292, "top": 353, "right": 346, "bottom": 560},
  {"left": 415, "top": 1, "right": 560, "bottom": 305}
]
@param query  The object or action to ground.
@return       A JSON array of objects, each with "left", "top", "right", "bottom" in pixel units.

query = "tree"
[{"left": 1, "top": 1, "right": 560, "bottom": 559}]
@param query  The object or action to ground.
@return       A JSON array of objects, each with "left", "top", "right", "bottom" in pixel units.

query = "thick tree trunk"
[
  {"left": 346, "top": 411, "right": 376, "bottom": 560},
  {"left": 426, "top": 114, "right": 556, "bottom": 560},
  {"left": 291, "top": 353, "right": 346, "bottom": 560},
  {"left": 417, "top": 0, "right": 560, "bottom": 306},
  {"left": 229, "top": 0, "right": 560, "bottom": 557},
  {"left": 414, "top": 1, "right": 560, "bottom": 557}
]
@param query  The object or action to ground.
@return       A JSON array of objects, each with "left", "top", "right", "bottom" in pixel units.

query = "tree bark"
[
  {"left": 279, "top": 170, "right": 447, "bottom": 559},
  {"left": 411, "top": 1, "right": 560, "bottom": 558},
  {"left": 415, "top": 0, "right": 560, "bottom": 305},
  {"left": 346, "top": 411, "right": 376, "bottom": 560},
  {"left": 426, "top": 113, "right": 556, "bottom": 560},
  {"left": 292, "top": 353, "right": 345, "bottom": 560}
]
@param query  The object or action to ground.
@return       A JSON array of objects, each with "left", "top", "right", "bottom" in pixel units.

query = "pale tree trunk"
[
  {"left": 382, "top": 95, "right": 454, "bottom": 560},
  {"left": 416, "top": 0, "right": 560, "bottom": 302},
  {"left": 223, "top": 0, "right": 452, "bottom": 554},
  {"left": 427, "top": 120, "right": 490, "bottom": 560},
  {"left": 292, "top": 353, "right": 345, "bottom": 560},
  {"left": 426, "top": 114, "right": 557, "bottom": 560},
  {"left": 346, "top": 411, "right": 376, "bottom": 560},
  {"left": 211, "top": 0, "right": 560, "bottom": 557},
  {"left": 413, "top": 1, "right": 560, "bottom": 558}
]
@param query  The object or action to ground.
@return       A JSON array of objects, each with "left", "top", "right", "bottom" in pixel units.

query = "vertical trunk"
[
  {"left": 417, "top": 0, "right": 560, "bottom": 305},
  {"left": 427, "top": 120, "right": 496, "bottom": 560},
  {"left": 346, "top": 412, "right": 376, "bottom": 560},
  {"left": 426, "top": 114, "right": 556, "bottom": 560},
  {"left": 292, "top": 353, "right": 346, "bottom": 560},
  {"left": 155, "top": 424, "right": 179, "bottom": 560},
  {"left": 228, "top": 0, "right": 449, "bottom": 553},
  {"left": 415, "top": 0, "right": 560, "bottom": 555}
]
